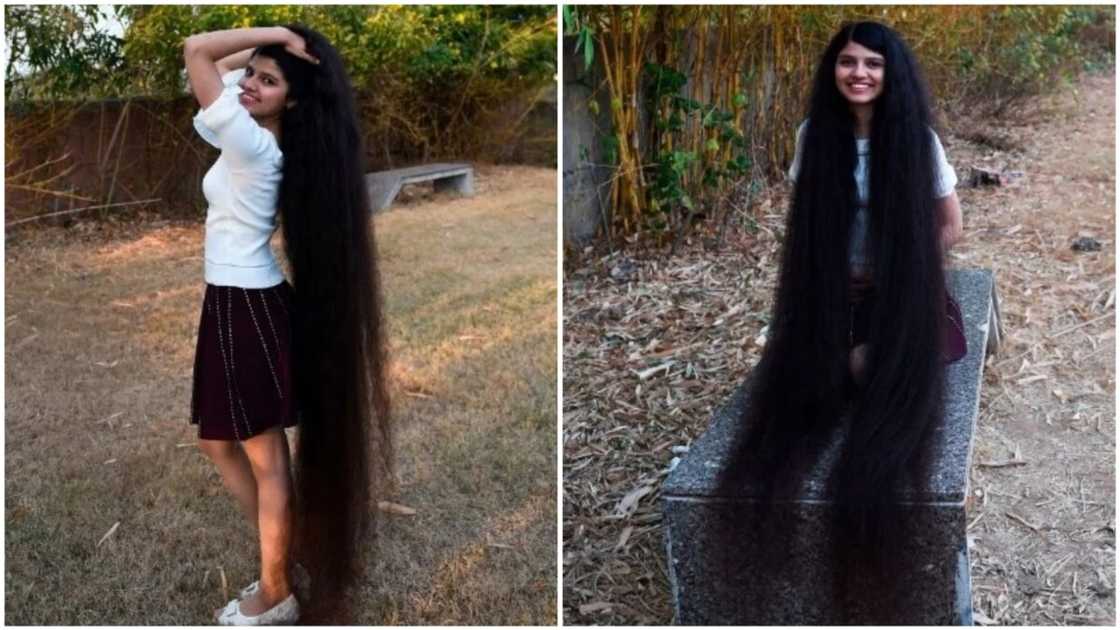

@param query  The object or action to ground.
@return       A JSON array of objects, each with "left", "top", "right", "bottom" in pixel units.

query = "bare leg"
[
  {"left": 849, "top": 343, "right": 869, "bottom": 387},
  {"left": 848, "top": 269, "right": 873, "bottom": 389},
  {"left": 238, "top": 427, "right": 294, "bottom": 615},
  {"left": 198, "top": 439, "right": 258, "bottom": 529}
]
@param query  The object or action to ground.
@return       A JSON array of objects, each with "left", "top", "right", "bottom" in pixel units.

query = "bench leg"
[
  {"left": 434, "top": 172, "right": 474, "bottom": 196},
  {"left": 954, "top": 542, "right": 974, "bottom": 625},
  {"left": 367, "top": 177, "right": 401, "bottom": 213}
]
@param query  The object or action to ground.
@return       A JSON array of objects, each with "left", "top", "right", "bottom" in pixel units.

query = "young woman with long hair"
[
  {"left": 721, "top": 21, "right": 965, "bottom": 582},
  {"left": 183, "top": 24, "right": 391, "bottom": 624}
]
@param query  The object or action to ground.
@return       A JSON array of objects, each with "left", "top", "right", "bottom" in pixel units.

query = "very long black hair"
[
  {"left": 254, "top": 24, "right": 391, "bottom": 602},
  {"left": 723, "top": 21, "right": 947, "bottom": 575}
]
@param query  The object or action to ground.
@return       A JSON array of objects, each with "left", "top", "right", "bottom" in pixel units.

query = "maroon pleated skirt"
[{"left": 190, "top": 282, "right": 298, "bottom": 441}]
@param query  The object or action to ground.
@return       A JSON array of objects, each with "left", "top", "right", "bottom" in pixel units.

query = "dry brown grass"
[
  {"left": 562, "top": 71, "right": 1114, "bottom": 624},
  {"left": 5, "top": 164, "right": 558, "bottom": 625}
]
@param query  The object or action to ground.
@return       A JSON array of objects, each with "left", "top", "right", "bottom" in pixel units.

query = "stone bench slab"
[
  {"left": 365, "top": 162, "right": 475, "bottom": 212},
  {"left": 663, "top": 268, "right": 998, "bottom": 625}
]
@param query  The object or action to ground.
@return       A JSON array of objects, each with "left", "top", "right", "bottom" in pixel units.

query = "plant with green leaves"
[
  {"left": 563, "top": 4, "right": 1113, "bottom": 246},
  {"left": 6, "top": 5, "right": 556, "bottom": 162},
  {"left": 645, "top": 61, "right": 752, "bottom": 245},
  {"left": 4, "top": 5, "right": 128, "bottom": 101}
]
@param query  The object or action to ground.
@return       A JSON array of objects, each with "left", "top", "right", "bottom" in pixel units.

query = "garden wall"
[{"left": 5, "top": 87, "right": 556, "bottom": 220}]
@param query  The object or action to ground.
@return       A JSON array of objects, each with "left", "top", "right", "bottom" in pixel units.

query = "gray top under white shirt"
[{"left": 787, "top": 120, "right": 958, "bottom": 273}]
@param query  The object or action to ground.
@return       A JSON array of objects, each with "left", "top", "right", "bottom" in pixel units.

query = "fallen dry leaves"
[{"left": 562, "top": 71, "right": 1115, "bottom": 625}]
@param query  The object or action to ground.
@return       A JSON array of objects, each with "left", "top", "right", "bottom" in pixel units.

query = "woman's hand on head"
[
  {"left": 283, "top": 28, "right": 320, "bottom": 65},
  {"left": 184, "top": 27, "right": 315, "bottom": 108}
]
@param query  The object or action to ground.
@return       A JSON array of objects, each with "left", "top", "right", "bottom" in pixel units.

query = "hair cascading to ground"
[
  {"left": 254, "top": 24, "right": 392, "bottom": 606},
  {"left": 721, "top": 21, "right": 947, "bottom": 579}
]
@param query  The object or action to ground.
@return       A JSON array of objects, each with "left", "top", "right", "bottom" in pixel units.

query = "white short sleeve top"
[
  {"left": 193, "top": 68, "right": 285, "bottom": 288},
  {"left": 787, "top": 120, "right": 958, "bottom": 271}
]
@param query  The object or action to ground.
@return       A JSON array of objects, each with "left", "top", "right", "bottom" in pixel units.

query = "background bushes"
[
  {"left": 4, "top": 5, "right": 557, "bottom": 221},
  {"left": 563, "top": 5, "right": 1114, "bottom": 243}
]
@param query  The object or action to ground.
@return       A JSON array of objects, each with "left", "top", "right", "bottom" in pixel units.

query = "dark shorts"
[
  {"left": 190, "top": 282, "right": 298, "bottom": 441},
  {"left": 849, "top": 284, "right": 967, "bottom": 364}
]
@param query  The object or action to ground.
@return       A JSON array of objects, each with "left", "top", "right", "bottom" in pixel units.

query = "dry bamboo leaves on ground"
[{"left": 563, "top": 73, "right": 1114, "bottom": 625}]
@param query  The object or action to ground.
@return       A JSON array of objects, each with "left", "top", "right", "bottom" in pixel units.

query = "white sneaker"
[
  {"left": 238, "top": 580, "right": 260, "bottom": 599},
  {"left": 216, "top": 593, "right": 299, "bottom": 625}
]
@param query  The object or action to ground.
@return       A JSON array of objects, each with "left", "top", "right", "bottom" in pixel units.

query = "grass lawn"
[{"left": 5, "top": 164, "right": 557, "bottom": 624}]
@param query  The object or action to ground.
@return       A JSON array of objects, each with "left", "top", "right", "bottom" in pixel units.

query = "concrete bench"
[
  {"left": 662, "top": 268, "right": 1002, "bottom": 625},
  {"left": 364, "top": 162, "right": 475, "bottom": 212}
]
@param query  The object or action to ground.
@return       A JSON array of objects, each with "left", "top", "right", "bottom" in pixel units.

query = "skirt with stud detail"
[{"left": 190, "top": 281, "right": 298, "bottom": 441}]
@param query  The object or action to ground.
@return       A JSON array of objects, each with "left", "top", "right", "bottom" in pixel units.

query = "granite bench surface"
[
  {"left": 661, "top": 269, "right": 995, "bottom": 625},
  {"left": 663, "top": 268, "right": 995, "bottom": 506},
  {"left": 370, "top": 162, "right": 473, "bottom": 180}
]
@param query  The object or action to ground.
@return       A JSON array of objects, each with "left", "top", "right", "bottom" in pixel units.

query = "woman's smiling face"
[
  {"left": 237, "top": 55, "right": 291, "bottom": 118},
  {"left": 835, "top": 40, "right": 885, "bottom": 105}
]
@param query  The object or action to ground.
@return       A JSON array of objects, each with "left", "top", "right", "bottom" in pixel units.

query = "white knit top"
[
  {"left": 193, "top": 68, "right": 285, "bottom": 288},
  {"left": 787, "top": 120, "right": 958, "bottom": 272}
]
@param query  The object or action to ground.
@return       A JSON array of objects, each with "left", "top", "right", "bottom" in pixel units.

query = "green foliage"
[
  {"left": 6, "top": 5, "right": 556, "bottom": 160},
  {"left": 108, "top": 5, "right": 556, "bottom": 99},
  {"left": 571, "top": 5, "right": 1112, "bottom": 242},
  {"left": 4, "top": 5, "right": 128, "bottom": 100},
  {"left": 563, "top": 6, "right": 596, "bottom": 70},
  {"left": 600, "top": 134, "right": 618, "bottom": 166},
  {"left": 847, "top": 5, "right": 1115, "bottom": 107},
  {"left": 981, "top": 6, "right": 1113, "bottom": 94},
  {"left": 402, "top": 6, "right": 556, "bottom": 87},
  {"left": 644, "top": 61, "right": 752, "bottom": 232},
  {"left": 5, "top": 5, "right": 555, "bottom": 102}
]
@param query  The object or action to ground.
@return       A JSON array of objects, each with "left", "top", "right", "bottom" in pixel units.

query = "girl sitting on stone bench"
[{"left": 722, "top": 20, "right": 965, "bottom": 582}]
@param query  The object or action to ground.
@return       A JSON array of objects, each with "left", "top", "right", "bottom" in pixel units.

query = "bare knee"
[
  {"left": 849, "top": 344, "right": 869, "bottom": 386},
  {"left": 242, "top": 428, "right": 292, "bottom": 482},
  {"left": 198, "top": 438, "right": 239, "bottom": 461}
]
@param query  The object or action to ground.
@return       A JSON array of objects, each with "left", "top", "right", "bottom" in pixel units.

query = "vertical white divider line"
[{"left": 554, "top": 3, "right": 565, "bottom": 624}]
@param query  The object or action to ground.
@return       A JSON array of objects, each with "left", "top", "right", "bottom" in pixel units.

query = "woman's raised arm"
[
  {"left": 183, "top": 27, "right": 314, "bottom": 110},
  {"left": 215, "top": 49, "right": 256, "bottom": 76}
]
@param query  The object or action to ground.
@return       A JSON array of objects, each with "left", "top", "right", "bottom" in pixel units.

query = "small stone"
[
  {"left": 610, "top": 258, "right": 637, "bottom": 281},
  {"left": 1071, "top": 237, "right": 1102, "bottom": 252},
  {"left": 968, "top": 166, "right": 1002, "bottom": 187}
]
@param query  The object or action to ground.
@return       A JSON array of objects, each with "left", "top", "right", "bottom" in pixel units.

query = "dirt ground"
[
  {"left": 5, "top": 165, "right": 558, "bottom": 624},
  {"left": 562, "top": 71, "right": 1114, "bottom": 625}
]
